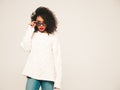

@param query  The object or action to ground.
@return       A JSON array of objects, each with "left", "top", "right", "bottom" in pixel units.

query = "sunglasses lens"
[
  {"left": 37, "top": 23, "right": 41, "bottom": 26},
  {"left": 36, "top": 21, "right": 46, "bottom": 26}
]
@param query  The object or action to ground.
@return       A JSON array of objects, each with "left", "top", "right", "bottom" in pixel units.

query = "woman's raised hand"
[{"left": 28, "top": 21, "right": 37, "bottom": 27}]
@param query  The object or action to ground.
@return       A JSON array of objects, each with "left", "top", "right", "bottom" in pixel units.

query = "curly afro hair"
[{"left": 31, "top": 6, "right": 58, "bottom": 35}]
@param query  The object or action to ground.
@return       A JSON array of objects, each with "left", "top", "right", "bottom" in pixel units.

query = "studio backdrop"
[{"left": 0, "top": 0, "right": 120, "bottom": 90}]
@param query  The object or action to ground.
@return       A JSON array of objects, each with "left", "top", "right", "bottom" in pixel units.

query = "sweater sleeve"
[
  {"left": 52, "top": 35, "right": 62, "bottom": 89},
  {"left": 20, "top": 25, "right": 35, "bottom": 53}
]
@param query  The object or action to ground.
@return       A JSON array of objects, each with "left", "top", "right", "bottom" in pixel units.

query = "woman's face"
[{"left": 36, "top": 16, "right": 47, "bottom": 32}]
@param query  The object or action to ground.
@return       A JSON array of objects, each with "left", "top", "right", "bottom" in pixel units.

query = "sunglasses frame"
[{"left": 34, "top": 21, "right": 47, "bottom": 26}]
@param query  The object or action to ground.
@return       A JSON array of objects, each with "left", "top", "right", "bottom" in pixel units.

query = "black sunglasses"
[{"left": 34, "top": 21, "right": 47, "bottom": 26}]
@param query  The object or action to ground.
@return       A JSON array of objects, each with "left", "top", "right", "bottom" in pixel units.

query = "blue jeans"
[{"left": 26, "top": 76, "right": 54, "bottom": 90}]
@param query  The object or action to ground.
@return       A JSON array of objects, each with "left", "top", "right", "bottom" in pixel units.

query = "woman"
[{"left": 20, "top": 6, "right": 62, "bottom": 90}]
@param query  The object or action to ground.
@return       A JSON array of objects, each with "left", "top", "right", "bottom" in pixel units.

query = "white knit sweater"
[{"left": 20, "top": 25, "right": 62, "bottom": 89}]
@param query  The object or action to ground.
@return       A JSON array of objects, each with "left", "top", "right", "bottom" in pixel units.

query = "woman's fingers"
[{"left": 28, "top": 21, "right": 36, "bottom": 27}]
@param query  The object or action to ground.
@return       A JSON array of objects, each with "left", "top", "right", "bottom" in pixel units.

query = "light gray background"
[{"left": 0, "top": 0, "right": 120, "bottom": 90}]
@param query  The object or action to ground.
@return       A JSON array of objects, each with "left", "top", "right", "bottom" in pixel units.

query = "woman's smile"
[{"left": 38, "top": 27, "right": 45, "bottom": 31}]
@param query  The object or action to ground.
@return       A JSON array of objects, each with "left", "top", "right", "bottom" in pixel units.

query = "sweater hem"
[{"left": 22, "top": 73, "right": 55, "bottom": 82}]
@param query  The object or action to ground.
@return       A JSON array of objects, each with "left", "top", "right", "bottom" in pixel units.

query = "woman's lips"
[{"left": 39, "top": 28, "right": 44, "bottom": 31}]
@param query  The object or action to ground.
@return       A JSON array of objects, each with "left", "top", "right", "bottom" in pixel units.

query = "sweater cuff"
[
  {"left": 54, "top": 81, "right": 61, "bottom": 89},
  {"left": 27, "top": 25, "right": 35, "bottom": 33},
  {"left": 23, "top": 25, "right": 35, "bottom": 39}
]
